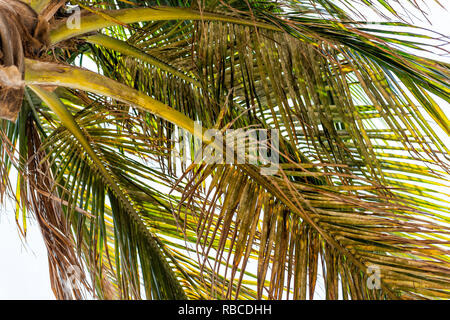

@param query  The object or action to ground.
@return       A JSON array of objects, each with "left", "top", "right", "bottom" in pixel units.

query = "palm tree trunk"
[{"left": 0, "top": 0, "right": 49, "bottom": 121}]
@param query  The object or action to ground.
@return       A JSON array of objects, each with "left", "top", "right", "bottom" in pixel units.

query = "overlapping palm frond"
[{"left": 0, "top": 0, "right": 448, "bottom": 299}]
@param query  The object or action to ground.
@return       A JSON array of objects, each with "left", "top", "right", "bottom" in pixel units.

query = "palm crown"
[{"left": 0, "top": 0, "right": 449, "bottom": 300}]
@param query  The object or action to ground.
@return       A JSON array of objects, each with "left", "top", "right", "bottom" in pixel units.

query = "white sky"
[{"left": 0, "top": 1, "right": 449, "bottom": 300}]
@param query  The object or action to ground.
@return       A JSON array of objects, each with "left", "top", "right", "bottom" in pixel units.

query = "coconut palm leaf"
[{"left": 0, "top": 0, "right": 448, "bottom": 299}]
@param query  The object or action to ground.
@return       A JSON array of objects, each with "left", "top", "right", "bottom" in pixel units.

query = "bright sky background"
[{"left": 0, "top": 1, "right": 449, "bottom": 300}]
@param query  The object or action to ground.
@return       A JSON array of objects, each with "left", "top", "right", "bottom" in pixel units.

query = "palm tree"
[{"left": 0, "top": 0, "right": 449, "bottom": 300}]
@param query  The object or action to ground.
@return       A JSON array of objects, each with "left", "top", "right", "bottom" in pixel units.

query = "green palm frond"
[{"left": 0, "top": 0, "right": 448, "bottom": 300}]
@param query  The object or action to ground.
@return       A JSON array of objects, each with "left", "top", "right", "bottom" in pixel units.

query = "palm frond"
[{"left": 0, "top": 0, "right": 448, "bottom": 299}]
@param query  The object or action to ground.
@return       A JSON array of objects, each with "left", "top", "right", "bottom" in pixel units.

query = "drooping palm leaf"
[{"left": 0, "top": 0, "right": 448, "bottom": 300}]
